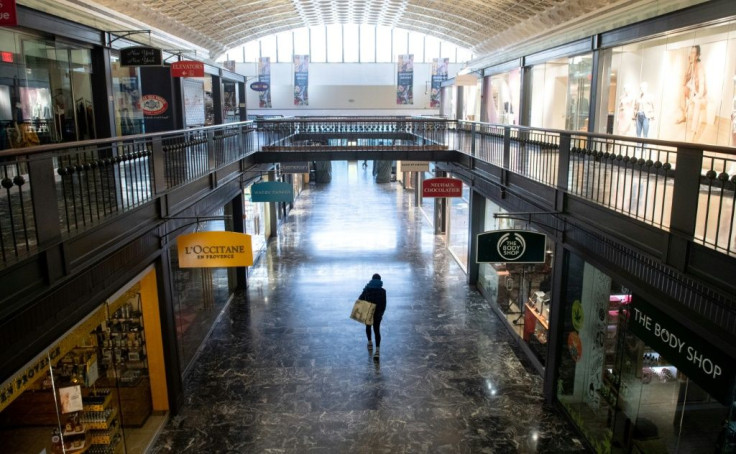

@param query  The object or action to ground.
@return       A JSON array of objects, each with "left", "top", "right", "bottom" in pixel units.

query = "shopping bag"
[{"left": 350, "top": 299, "right": 376, "bottom": 325}]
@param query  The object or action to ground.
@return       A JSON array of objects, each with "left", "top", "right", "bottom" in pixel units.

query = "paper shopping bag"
[{"left": 350, "top": 299, "right": 376, "bottom": 325}]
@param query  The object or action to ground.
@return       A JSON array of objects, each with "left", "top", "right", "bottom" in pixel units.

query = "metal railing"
[{"left": 0, "top": 117, "right": 734, "bottom": 269}]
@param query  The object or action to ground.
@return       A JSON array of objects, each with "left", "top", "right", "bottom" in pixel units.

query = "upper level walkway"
[{"left": 0, "top": 117, "right": 734, "bottom": 332}]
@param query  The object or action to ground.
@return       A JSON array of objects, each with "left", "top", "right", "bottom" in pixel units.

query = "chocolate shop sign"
[{"left": 629, "top": 295, "right": 735, "bottom": 405}]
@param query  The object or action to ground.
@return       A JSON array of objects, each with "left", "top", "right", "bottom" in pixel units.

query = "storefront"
[
  {"left": 447, "top": 179, "right": 470, "bottom": 271},
  {"left": 556, "top": 251, "right": 736, "bottom": 453},
  {"left": 168, "top": 209, "right": 238, "bottom": 374},
  {"left": 597, "top": 19, "right": 736, "bottom": 146},
  {"left": 476, "top": 198, "right": 555, "bottom": 367},
  {"left": 529, "top": 54, "right": 593, "bottom": 131},
  {"left": 0, "top": 266, "right": 168, "bottom": 453},
  {"left": 0, "top": 28, "right": 96, "bottom": 150},
  {"left": 243, "top": 181, "right": 269, "bottom": 260},
  {"left": 484, "top": 68, "right": 521, "bottom": 126}
]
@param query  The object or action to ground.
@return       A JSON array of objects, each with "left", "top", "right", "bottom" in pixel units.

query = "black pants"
[{"left": 366, "top": 316, "right": 382, "bottom": 347}]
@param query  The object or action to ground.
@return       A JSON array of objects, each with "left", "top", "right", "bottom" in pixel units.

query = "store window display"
[
  {"left": 485, "top": 69, "right": 520, "bottom": 125},
  {"left": 598, "top": 20, "right": 736, "bottom": 146},
  {"left": 529, "top": 54, "right": 592, "bottom": 131},
  {"left": 556, "top": 252, "right": 734, "bottom": 453},
  {"left": 0, "top": 269, "right": 168, "bottom": 453},
  {"left": 634, "top": 82, "right": 655, "bottom": 138},
  {"left": 476, "top": 199, "right": 554, "bottom": 366}
]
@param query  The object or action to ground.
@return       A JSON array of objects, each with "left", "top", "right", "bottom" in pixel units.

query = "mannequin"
[
  {"left": 616, "top": 84, "right": 635, "bottom": 135},
  {"left": 634, "top": 82, "right": 655, "bottom": 138},
  {"left": 682, "top": 45, "right": 707, "bottom": 141}
]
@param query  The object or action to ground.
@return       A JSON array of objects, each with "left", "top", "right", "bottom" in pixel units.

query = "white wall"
[{"left": 237, "top": 61, "right": 463, "bottom": 116}]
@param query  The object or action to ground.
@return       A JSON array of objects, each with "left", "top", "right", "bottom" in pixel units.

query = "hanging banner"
[
  {"left": 120, "top": 46, "right": 162, "bottom": 67},
  {"left": 140, "top": 66, "right": 175, "bottom": 133},
  {"left": 293, "top": 55, "right": 309, "bottom": 106},
  {"left": 258, "top": 57, "right": 272, "bottom": 108},
  {"left": 171, "top": 61, "right": 205, "bottom": 78},
  {"left": 251, "top": 181, "right": 294, "bottom": 202},
  {"left": 430, "top": 58, "right": 449, "bottom": 108},
  {"left": 400, "top": 161, "right": 429, "bottom": 173},
  {"left": 177, "top": 231, "right": 253, "bottom": 268},
  {"left": 422, "top": 177, "right": 462, "bottom": 198},
  {"left": 476, "top": 230, "right": 547, "bottom": 263},
  {"left": 0, "top": 0, "right": 17, "bottom": 26},
  {"left": 280, "top": 162, "right": 310, "bottom": 174},
  {"left": 629, "top": 295, "right": 736, "bottom": 406},
  {"left": 397, "top": 54, "right": 414, "bottom": 105}
]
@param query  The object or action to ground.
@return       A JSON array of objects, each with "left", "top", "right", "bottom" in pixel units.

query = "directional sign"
[
  {"left": 171, "top": 61, "right": 205, "bottom": 77},
  {"left": 250, "top": 81, "right": 270, "bottom": 92},
  {"left": 476, "top": 230, "right": 546, "bottom": 263}
]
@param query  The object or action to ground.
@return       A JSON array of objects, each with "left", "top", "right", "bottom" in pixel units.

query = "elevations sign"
[
  {"left": 476, "top": 230, "right": 546, "bottom": 263},
  {"left": 177, "top": 231, "right": 253, "bottom": 268},
  {"left": 251, "top": 181, "right": 294, "bottom": 202},
  {"left": 629, "top": 295, "right": 735, "bottom": 405},
  {"left": 120, "top": 46, "right": 163, "bottom": 67},
  {"left": 171, "top": 60, "right": 205, "bottom": 77},
  {"left": 422, "top": 177, "right": 462, "bottom": 198}
]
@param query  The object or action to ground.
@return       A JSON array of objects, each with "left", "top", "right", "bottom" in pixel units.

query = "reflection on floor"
[
  {"left": 123, "top": 412, "right": 167, "bottom": 453},
  {"left": 150, "top": 161, "right": 588, "bottom": 453}
]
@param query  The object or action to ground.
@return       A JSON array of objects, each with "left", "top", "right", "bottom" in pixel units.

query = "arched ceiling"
[{"left": 22, "top": 0, "right": 709, "bottom": 62}]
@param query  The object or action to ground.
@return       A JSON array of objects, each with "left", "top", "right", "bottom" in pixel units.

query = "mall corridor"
[{"left": 149, "top": 161, "right": 587, "bottom": 453}]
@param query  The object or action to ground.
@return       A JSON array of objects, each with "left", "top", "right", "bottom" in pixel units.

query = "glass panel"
[
  {"left": 447, "top": 182, "right": 469, "bottom": 270},
  {"left": 326, "top": 24, "right": 343, "bottom": 63},
  {"left": 425, "top": 35, "right": 440, "bottom": 62},
  {"left": 409, "top": 32, "right": 424, "bottom": 63},
  {"left": 260, "top": 35, "right": 277, "bottom": 61},
  {"left": 243, "top": 41, "right": 260, "bottom": 62},
  {"left": 359, "top": 24, "right": 375, "bottom": 63},
  {"left": 69, "top": 48, "right": 95, "bottom": 140},
  {"left": 566, "top": 54, "right": 593, "bottom": 131},
  {"left": 392, "top": 29, "right": 408, "bottom": 61},
  {"left": 111, "top": 59, "right": 144, "bottom": 136},
  {"left": 293, "top": 28, "right": 309, "bottom": 56},
  {"left": 343, "top": 24, "right": 359, "bottom": 63},
  {"left": 441, "top": 41, "right": 457, "bottom": 62},
  {"left": 376, "top": 26, "right": 392, "bottom": 62},
  {"left": 488, "top": 70, "right": 521, "bottom": 125},
  {"left": 243, "top": 184, "right": 267, "bottom": 255},
  {"left": 310, "top": 26, "right": 326, "bottom": 63},
  {"left": 276, "top": 31, "right": 293, "bottom": 63}
]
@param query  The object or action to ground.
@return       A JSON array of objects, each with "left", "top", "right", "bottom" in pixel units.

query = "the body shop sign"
[
  {"left": 251, "top": 181, "right": 294, "bottom": 202},
  {"left": 422, "top": 177, "right": 462, "bottom": 198},
  {"left": 476, "top": 230, "right": 546, "bottom": 263},
  {"left": 177, "top": 231, "right": 253, "bottom": 268},
  {"left": 141, "top": 95, "right": 168, "bottom": 116},
  {"left": 629, "top": 295, "right": 736, "bottom": 405}
]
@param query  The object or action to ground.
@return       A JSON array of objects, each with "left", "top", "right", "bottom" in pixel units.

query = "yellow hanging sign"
[{"left": 177, "top": 231, "right": 253, "bottom": 268}]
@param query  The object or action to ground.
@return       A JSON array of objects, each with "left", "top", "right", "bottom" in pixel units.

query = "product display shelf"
[
  {"left": 63, "top": 424, "right": 87, "bottom": 437},
  {"left": 82, "top": 389, "right": 113, "bottom": 412},
  {"left": 80, "top": 389, "right": 121, "bottom": 453},
  {"left": 523, "top": 301, "right": 549, "bottom": 344}
]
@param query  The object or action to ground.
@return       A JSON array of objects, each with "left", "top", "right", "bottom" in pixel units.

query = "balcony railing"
[{"left": 0, "top": 117, "right": 734, "bottom": 270}]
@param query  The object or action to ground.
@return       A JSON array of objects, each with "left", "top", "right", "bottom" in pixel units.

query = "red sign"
[
  {"left": 422, "top": 177, "right": 463, "bottom": 198},
  {"left": 171, "top": 61, "right": 205, "bottom": 78},
  {"left": 0, "top": 0, "right": 17, "bottom": 26},
  {"left": 141, "top": 95, "right": 168, "bottom": 116},
  {"left": 1, "top": 51, "right": 13, "bottom": 63}
]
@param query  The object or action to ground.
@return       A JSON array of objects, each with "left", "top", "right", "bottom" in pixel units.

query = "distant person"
[{"left": 359, "top": 273, "right": 386, "bottom": 359}]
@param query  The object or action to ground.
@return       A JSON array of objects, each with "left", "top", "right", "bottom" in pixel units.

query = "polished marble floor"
[{"left": 150, "top": 161, "right": 589, "bottom": 453}]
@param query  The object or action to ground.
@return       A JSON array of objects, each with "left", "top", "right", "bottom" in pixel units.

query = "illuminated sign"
[
  {"left": 476, "top": 230, "right": 547, "bottom": 263},
  {"left": 177, "top": 231, "right": 253, "bottom": 268}
]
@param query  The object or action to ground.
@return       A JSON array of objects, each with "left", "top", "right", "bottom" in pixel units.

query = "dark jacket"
[{"left": 360, "top": 279, "right": 386, "bottom": 317}]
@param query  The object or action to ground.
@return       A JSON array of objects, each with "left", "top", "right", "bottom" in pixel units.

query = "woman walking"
[{"left": 360, "top": 273, "right": 386, "bottom": 359}]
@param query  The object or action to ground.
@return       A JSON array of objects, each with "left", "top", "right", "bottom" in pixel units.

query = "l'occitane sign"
[{"left": 177, "top": 231, "right": 253, "bottom": 268}]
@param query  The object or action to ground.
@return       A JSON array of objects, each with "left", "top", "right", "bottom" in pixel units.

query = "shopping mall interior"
[{"left": 0, "top": 1, "right": 735, "bottom": 453}]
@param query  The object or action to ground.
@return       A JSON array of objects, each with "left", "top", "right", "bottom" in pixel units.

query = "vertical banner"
[
  {"left": 430, "top": 58, "right": 449, "bottom": 107},
  {"left": 397, "top": 54, "right": 414, "bottom": 105},
  {"left": 293, "top": 55, "right": 309, "bottom": 106},
  {"left": 140, "top": 66, "right": 176, "bottom": 133},
  {"left": 258, "top": 57, "right": 271, "bottom": 108}
]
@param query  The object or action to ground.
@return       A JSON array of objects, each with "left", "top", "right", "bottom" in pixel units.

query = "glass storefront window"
[
  {"left": 598, "top": 20, "right": 736, "bottom": 146},
  {"left": 447, "top": 180, "right": 469, "bottom": 271},
  {"left": 169, "top": 210, "right": 235, "bottom": 372},
  {"left": 556, "top": 251, "right": 734, "bottom": 453},
  {"left": 486, "top": 69, "right": 521, "bottom": 125},
  {"left": 244, "top": 183, "right": 268, "bottom": 259},
  {"left": 477, "top": 198, "right": 554, "bottom": 366},
  {"left": 0, "top": 269, "right": 167, "bottom": 453},
  {"left": 0, "top": 30, "right": 95, "bottom": 149},
  {"left": 111, "top": 58, "right": 144, "bottom": 136},
  {"left": 530, "top": 54, "right": 593, "bottom": 130}
]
